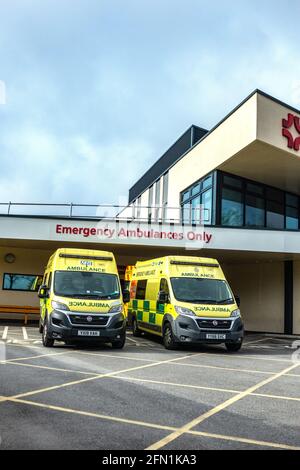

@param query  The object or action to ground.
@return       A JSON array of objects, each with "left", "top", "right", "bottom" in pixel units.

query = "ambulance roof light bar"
[
  {"left": 59, "top": 254, "right": 113, "bottom": 261},
  {"left": 170, "top": 261, "right": 219, "bottom": 268}
]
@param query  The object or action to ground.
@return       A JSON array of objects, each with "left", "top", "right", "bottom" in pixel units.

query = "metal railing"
[{"left": 0, "top": 202, "right": 210, "bottom": 225}]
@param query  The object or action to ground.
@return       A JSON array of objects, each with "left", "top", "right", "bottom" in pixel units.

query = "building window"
[
  {"left": 3, "top": 273, "right": 43, "bottom": 292},
  {"left": 202, "top": 189, "right": 212, "bottom": 224},
  {"left": 286, "top": 193, "right": 299, "bottom": 230},
  {"left": 223, "top": 174, "right": 242, "bottom": 189},
  {"left": 266, "top": 188, "right": 284, "bottom": 229},
  {"left": 221, "top": 188, "right": 243, "bottom": 226},
  {"left": 182, "top": 201, "right": 191, "bottom": 224},
  {"left": 191, "top": 196, "right": 201, "bottom": 224},
  {"left": 245, "top": 194, "right": 265, "bottom": 228},
  {"left": 180, "top": 173, "right": 214, "bottom": 225}
]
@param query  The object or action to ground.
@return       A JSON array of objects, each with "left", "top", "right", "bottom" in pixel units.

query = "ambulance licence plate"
[
  {"left": 206, "top": 333, "right": 226, "bottom": 340},
  {"left": 78, "top": 330, "right": 100, "bottom": 337}
]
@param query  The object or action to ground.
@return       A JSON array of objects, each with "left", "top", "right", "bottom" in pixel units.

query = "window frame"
[
  {"left": 2, "top": 273, "right": 43, "bottom": 292},
  {"left": 180, "top": 172, "right": 215, "bottom": 225},
  {"left": 217, "top": 170, "right": 300, "bottom": 231}
]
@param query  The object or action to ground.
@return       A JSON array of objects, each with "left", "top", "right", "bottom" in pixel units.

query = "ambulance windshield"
[
  {"left": 170, "top": 277, "right": 234, "bottom": 304},
  {"left": 54, "top": 271, "right": 120, "bottom": 299}
]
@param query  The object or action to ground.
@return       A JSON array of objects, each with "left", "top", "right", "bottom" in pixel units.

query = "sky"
[{"left": 0, "top": 0, "right": 299, "bottom": 208}]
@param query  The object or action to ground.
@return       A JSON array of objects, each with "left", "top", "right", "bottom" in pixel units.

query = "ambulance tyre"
[
  {"left": 225, "top": 341, "right": 242, "bottom": 352},
  {"left": 163, "top": 322, "right": 179, "bottom": 350},
  {"left": 39, "top": 317, "right": 43, "bottom": 334},
  {"left": 132, "top": 317, "right": 142, "bottom": 337},
  {"left": 42, "top": 316, "right": 55, "bottom": 347},
  {"left": 111, "top": 333, "right": 126, "bottom": 349}
]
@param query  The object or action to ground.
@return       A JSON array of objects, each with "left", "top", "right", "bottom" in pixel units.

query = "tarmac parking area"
[{"left": 0, "top": 325, "right": 300, "bottom": 450}]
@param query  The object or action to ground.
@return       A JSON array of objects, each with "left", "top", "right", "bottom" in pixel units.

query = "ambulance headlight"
[
  {"left": 108, "top": 304, "right": 123, "bottom": 314},
  {"left": 51, "top": 301, "right": 69, "bottom": 311},
  {"left": 175, "top": 306, "right": 196, "bottom": 317},
  {"left": 231, "top": 309, "right": 241, "bottom": 318}
]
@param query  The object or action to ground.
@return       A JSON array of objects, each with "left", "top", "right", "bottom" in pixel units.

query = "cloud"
[
  {"left": 0, "top": 0, "right": 299, "bottom": 208},
  {"left": 0, "top": 125, "right": 152, "bottom": 206}
]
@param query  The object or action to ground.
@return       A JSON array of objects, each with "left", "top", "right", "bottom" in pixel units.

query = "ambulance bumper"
[
  {"left": 173, "top": 315, "right": 244, "bottom": 344},
  {"left": 47, "top": 310, "right": 126, "bottom": 342}
]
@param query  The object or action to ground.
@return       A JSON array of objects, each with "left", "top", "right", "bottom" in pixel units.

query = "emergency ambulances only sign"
[{"left": 55, "top": 221, "right": 213, "bottom": 248}]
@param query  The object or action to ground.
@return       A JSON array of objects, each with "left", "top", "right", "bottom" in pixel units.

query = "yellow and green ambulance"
[
  {"left": 126, "top": 255, "right": 244, "bottom": 352},
  {"left": 38, "top": 248, "right": 127, "bottom": 348}
]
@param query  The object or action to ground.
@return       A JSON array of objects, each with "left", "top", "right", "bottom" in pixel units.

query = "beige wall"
[
  {"left": 293, "top": 261, "right": 300, "bottom": 335},
  {"left": 165, "top": 93, "right": 258, "bottom": 208},
  {"left": 257, "top": 93, "right": 300, "bottom": 155},
  {"left": 223, "top": 261, "right": 284, "bottom": 333},
  {"left": 0, "top": 246, "right": 52, "bottom": 311}
]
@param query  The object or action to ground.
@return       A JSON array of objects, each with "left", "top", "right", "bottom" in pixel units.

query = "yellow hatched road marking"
[
  {"left": 145, "top": 362, "right": 299, "bottom": 450},
  {"left": 243, "top": 337, "right": 270, "bottom": 346},
  {"left": 4, "top": 360, "right": 300, "bottom": 404},
  {"left": 6, "top": 361, "right": 97, "bottom": 376},
  {"left": 72, "top": 350, "right": 157, "bottom": 363},
  {"left": 196, "top": 351, "right": 292, "bottom": 363},
  {"left": 0, "top": 350, "right": 73, "bottom": 364},
  {"left": 188, "top": 430, "right": 300, "bottom": 450},
  {"left": 173, "top": 361, "right": 275, "bottom": 375},
  {"left": 2, "top": 352, "right": 204, "bottom": 402},
  {"left": 7, "top": 397, "right": 300, "bottom": 451}
]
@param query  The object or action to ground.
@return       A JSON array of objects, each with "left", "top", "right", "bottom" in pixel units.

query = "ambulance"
[
  {"left": 38, "top": 248, "right": 128, "bottom": 348},
  {"left": 123, "top": 265, "right": 135, "bottom": 320},
  {"left": 126, "top": 256, "right": 244, "bottom": 351}
]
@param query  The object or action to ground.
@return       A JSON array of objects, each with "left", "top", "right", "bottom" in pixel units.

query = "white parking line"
[
  {"left": 2, "top": 327, "right": 8, "bottom": 340},
  {"left": 22, "top": 327, "right": 28, "bottom": 340}
]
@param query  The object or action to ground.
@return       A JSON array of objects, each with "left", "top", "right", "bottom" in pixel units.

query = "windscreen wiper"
[{"left": 216, "top": 298, "right": 234, "bottom": 304}]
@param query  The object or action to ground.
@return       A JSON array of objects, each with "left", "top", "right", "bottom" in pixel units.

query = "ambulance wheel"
[
  {"left": 132, "top": 317, "right": 142, "bottom": 337},
  {"left": 42, "top": 317, "right": 55, "bottom": 347},
  {"left": 39, "top": 318, "right": 43, "bottom": 334},
  {"left": 163, "top": 322, "right": 179, "bottom": 350},
  {"left": 225, "top": 341, "right": 242, "bottom": 352},
  {"left": 111, "top": 333, "right": 126, "bottom": 349}
]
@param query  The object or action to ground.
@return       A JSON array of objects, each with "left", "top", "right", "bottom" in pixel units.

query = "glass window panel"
[
  {"left": 221, "top": 188, "right": 243, "bottom": 226},
  {"left": 202, "top": 175, "right": 213, "bottom": 190},
  {"left": 201, "top": 189, "right": 212, "bottom": 224},
  {"left": 3, "top": 273, "right": 42, "bottom": 291},
  {"left": 191, "top": 197, "right": 201, "bottom": 224},
  {"left": 191, "top": 184, "right": 201, "bottom": 197},
  {"left": 246, "top": 182, "right": 264, "bottom": 196},
  {"left": 266, "top": 200, "right": 284, "bottom": 229},
  {"left": 286, "top": 206, "right": 299, "bottom": 230},
  {"left": 245, "top": 195, "right": 265, "bottom": 227},
  {"left": 136, "top": 280, "right": 147, "bottom": 300},
  {"left": 266, "top": 187, "right": 284, "bottom": 203},
  {"left": 286, "top": 193, "right": 299, "bottom": 208},
  {"left": 181, "top": 190, "right": 190, "bottom": 203},
  {"left": 223, "top": 174, "right": 242, "bottom": 189},
  {"left": 182, "top": 202, "right": 191, "bottom": 224}
]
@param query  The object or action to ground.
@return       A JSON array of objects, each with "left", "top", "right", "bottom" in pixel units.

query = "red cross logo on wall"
[{"left": 282, "top": 113, "right": 300, "bottom": 151}]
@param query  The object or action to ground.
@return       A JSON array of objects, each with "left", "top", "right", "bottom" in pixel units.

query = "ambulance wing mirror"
[
  {"left": 38, "top": 285, "right": 49, "bottom": 299},
  {"left": 234, "top": 294, "right": 241, "bottom": 307},
  {"left": 158, "top": 291, "right": 169, "bottom": 304},
  {"left": 122, "top": 290, "right": 130, "bottom": 303}
]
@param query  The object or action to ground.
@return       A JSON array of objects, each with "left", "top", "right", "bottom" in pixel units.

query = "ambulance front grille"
[
  {"left": 69, "top": 314, "right": 108, "bottom": 326},
  {"left": 196, "top": 319, "right": 232, "bottom": 330}
]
